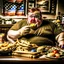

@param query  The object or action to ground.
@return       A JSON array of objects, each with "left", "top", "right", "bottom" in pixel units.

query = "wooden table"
[{"left": 0, "top": 56, "right": 64, "bottom": 64}]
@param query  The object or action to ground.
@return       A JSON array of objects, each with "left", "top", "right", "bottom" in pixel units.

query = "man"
[{"left": 7, "top": 8, "right": 64, "bottom": 47}]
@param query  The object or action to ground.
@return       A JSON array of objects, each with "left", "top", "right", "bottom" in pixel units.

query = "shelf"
[
  {"left": 1, "top": 15, "right": 27, "bottom": 19},
  {"left": 0, "top": 24, "right": 13, "bottom": 28}
]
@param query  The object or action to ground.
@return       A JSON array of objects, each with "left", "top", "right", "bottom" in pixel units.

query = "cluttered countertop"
[
  {"left": 0, "top": 33, "right": 64, "bottom": 63},
  {"left": 0, "top": 39, "right": 64, "bottom": 63}
]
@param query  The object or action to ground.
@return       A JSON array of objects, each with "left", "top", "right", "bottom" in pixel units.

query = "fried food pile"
[
  {"left": 1, "top": 40, "right": 64, "bottom": 59},
  {"left": 0, "top": 41, "right": 17, "bottom": 55},
  {"left": 12, "top": 39, "right": 41, "bottom": 58}
]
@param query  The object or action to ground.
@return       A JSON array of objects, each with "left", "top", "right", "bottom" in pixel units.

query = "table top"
[
  {"left": 0, "top": 56, "right": 64, "bottom": 64},
  {"left": 0, "top": 56, "right": 63, "bottom": 61}
]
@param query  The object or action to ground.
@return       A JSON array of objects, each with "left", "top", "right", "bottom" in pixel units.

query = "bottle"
[
  {"left": 56, "top": 12, "right": 61, "bottom": 23},
  {"left": 62, "top": 15, "right": 64, "bottom": 24}
]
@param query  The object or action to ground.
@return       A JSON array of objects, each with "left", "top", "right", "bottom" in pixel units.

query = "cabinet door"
[{"left": 3, "top": 0, "right": 27, "bottom": 16}]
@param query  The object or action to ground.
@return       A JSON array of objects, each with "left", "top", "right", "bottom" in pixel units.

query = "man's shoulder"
[
  {"left": 42, "top": 20, "right": 55, "bottom": 24},
  {"left": 41, "top": 20, "right": 56, "bottom": 28},
  {"left": 10, "top": 19, "right": 27, "bottom": 30},
  {"left": 14, "top": 19, "right": 27, "bottom": 26},
  {"left": 17, "top": 19, "right": 27, "bottom": 23}
]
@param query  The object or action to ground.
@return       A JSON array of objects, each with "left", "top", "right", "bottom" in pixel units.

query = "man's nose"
[
  {"left": 31, "top": 18, "right": 36, "bottom": 23},
  {"left": 32, "top": 16, "right": 35, "bottom": 19},
  {"left": 32, "top": 17, "right": 35, "bottom": 20}
]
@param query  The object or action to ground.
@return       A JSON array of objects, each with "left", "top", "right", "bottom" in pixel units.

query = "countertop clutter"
[{"left": 0, "top": 17, "right": 16, "bottom": 24}]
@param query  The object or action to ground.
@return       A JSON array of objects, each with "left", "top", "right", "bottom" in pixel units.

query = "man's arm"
[
  {"left": 7, "top": 25, "right": 31, "bottom": 43},
  {"left": 7, "top": 30, "right": 21, "bottom": 43},
  {"left": 7, "top": 35, "right": 16, "bottom": 43}
]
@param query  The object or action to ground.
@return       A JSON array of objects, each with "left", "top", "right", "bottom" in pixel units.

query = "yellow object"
[
  {"left": 47, "top": 52, "right": 55, "bottom": 57},
  {"left": 30, "top": 23, "right": 36, "bottom": 28},
  {"left": 56, "top": 20, "right": 60, "bottom": 23},
  {"left": 55, "top": 53, "right": 60, "bottom": 58}
]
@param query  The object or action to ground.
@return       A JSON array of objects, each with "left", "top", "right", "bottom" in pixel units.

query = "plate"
[
  {"left": 46, "top": 56, "right": 64, "bottom": 59},
  {"left": 13, "top": 51, "right": 40, "bottom": 55}
]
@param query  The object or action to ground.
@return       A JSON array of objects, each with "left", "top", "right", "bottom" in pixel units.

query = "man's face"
[{"left": 27, "top": 11, "right": 42, "bottom": 28}]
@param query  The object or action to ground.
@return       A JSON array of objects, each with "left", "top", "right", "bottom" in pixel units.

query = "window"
[{"left": 3, "top": 0, "right": 27, "bottom": 16}]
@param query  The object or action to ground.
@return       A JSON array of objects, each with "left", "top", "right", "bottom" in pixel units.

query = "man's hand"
[
  {"left": 56, "top": 32, "right": 64, "bottom": 48},
  {"left": 58, "top": 41, "right": 64, "bottom": 48},
  {"left": 19, "top": 26, "right": 30, "bottom": 36}
]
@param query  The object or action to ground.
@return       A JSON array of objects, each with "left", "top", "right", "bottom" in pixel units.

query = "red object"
[
  {"left": 53, "top": 50, "right": 58, "bottom": 54},
  {"left": 31, "top": 18, "right": 36, "bottom": 23},
  {"left": 9, "top": 0, "right": 16, "bottom": 2}
]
